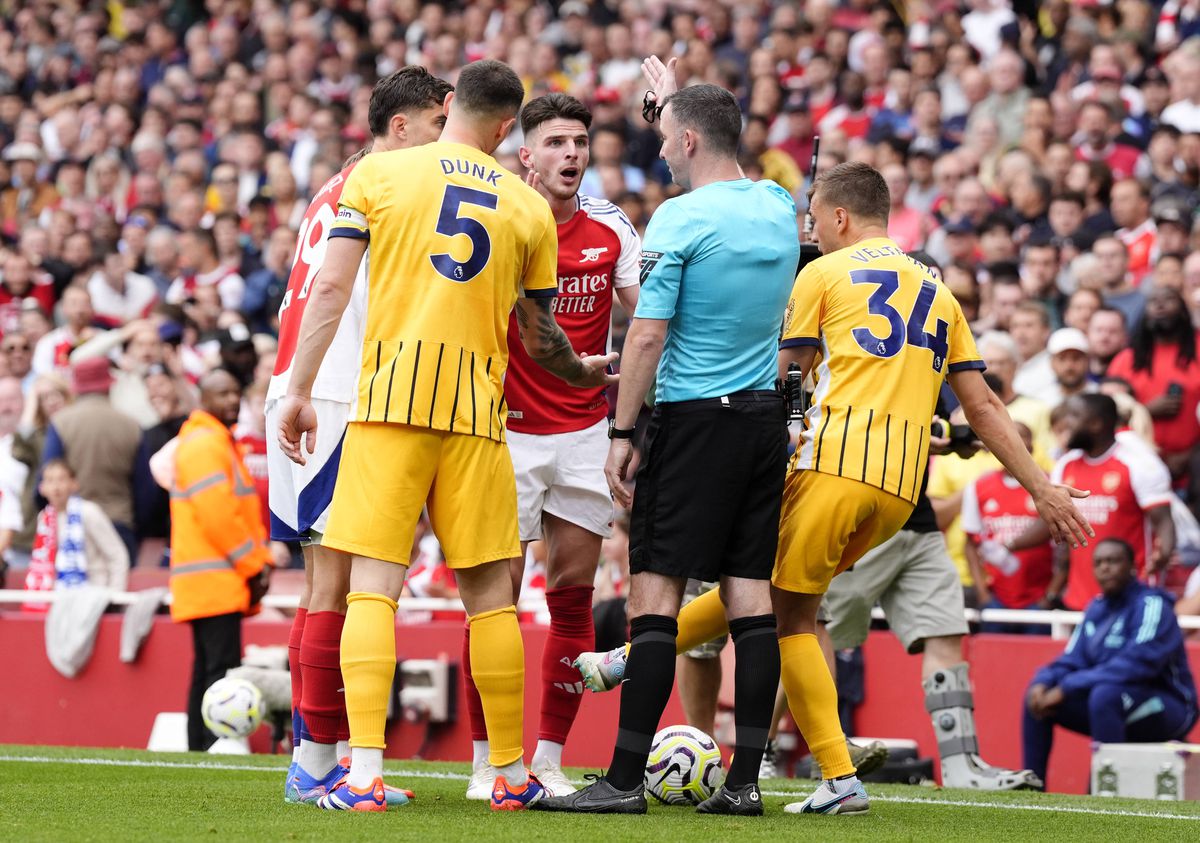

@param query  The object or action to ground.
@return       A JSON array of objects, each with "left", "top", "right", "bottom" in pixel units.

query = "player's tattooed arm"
[
  {"left": 514, "top": 297, "right": 618, "bottom": 388},
  {"left": 515, "top": 296, "right": 586, "bottom": 382}
]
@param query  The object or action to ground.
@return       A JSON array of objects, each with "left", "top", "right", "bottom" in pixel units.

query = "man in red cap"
[{"left": 41, "top": 356, "right": 141, "bottom": 561}]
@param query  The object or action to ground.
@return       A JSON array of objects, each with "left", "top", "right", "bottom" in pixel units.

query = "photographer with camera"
[{"left": 928, "top": 331, "right": 1056, "bottom": 597}]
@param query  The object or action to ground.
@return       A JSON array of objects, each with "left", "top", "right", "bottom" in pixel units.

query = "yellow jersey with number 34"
[
  {"left": 328, "top": 141, "right": 558, "bottom": 442},
  {"left": 781, "top": 236, "right": 983, "bottom": 503}
]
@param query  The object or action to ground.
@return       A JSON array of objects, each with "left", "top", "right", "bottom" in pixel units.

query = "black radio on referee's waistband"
[{"left": 777, "top": 363, "right": 808, "bottom": 420}]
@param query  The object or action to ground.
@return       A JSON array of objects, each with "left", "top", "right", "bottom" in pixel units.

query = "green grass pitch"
[{"left": 2, "top": 745, "right": 1198, "bottom": 841}]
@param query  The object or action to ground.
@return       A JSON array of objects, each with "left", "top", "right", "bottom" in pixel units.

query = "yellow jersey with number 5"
[
  {"left": 329, "top": 141, "right": 558, "bottom": 442},
  {"left": 780, "top": 236, "right": 982, "bottom": 503}
]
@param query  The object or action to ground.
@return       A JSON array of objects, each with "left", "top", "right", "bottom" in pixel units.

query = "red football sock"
[
  {"left": 461, "top": 622, "right": 488, "bottom": 742},
  {"left": 539, "top": 585, "right": 595, "bottom": 745},
  {"left": 288, "top": 608, "right": 307, "bottom": 747},
  {"left": 299, "top": 610, "right": 346, "bottom": 745}
]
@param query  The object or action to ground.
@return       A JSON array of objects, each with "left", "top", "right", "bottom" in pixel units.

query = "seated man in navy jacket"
[{"left": 1022, "top": 538, "right": 1199, "bottom": 785}]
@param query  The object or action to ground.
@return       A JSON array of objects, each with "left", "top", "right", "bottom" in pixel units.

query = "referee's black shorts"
[{"left": 629, "top": 390, "right": 787, "bottom": 582}]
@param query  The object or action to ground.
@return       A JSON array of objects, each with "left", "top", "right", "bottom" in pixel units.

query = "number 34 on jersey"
[
  {"left": 782, "top": 239, "right": 979, "bottom": 380},
  {"left": 780, "top": 237, "right": 984, "bottom": 502}
]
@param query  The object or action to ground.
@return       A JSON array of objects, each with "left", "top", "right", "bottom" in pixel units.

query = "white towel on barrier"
[
  {"left": 120, "top": 587, "right": 169, "bottom": 663},
  {"left": 45, "top": 585, "right": 111, "bottom": 678}
]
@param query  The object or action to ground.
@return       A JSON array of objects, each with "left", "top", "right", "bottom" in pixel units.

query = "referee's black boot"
[
  {"left": 531, "top": 774, "right": 647, "bottom": 814},
  {"left": 696, "top": 782, "right": 764, "bottom": 816}
]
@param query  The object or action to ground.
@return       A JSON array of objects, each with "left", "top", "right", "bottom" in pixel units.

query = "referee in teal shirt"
[{"left": 535, "top": 77, "right": 800, "bottom": 815}]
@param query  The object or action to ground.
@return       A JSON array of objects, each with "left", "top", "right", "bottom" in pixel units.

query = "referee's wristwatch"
[{"left": 608, "top": 421, "right": 635, "bottom": 440}]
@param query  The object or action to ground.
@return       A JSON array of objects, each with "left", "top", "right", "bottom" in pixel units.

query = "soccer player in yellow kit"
[
  {"left": 276, "top": 60, "right": 616, "bottom": 812},
  {"left": 766, "top": 162, "right": 1090, "bottom": 814}
]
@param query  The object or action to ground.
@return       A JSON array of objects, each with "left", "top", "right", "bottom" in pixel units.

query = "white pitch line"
[
  {"left": 2, "top": 755, "right": 1198, "bottom": 822},
  {"left": 0, "top": 754, "right": 470, "bottom": 780},
  {"left": 758, "top": 789, "right": 1200, "bottom": 821}
]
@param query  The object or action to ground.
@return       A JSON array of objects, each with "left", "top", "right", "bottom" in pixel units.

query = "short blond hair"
[{"left": 809, "top": 161, "right": 890, "bottom": 224}]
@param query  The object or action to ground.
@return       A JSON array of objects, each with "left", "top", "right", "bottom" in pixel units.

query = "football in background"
[{"left": 201, "top": 677, "right": 265, "bottom": 740}]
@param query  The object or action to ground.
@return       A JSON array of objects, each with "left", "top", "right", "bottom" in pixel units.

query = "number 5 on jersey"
[
  {"left": 850, "top": 268, "right": 949, "bottom": 372},
  {"left": 430, "top": 185, "right": 498, "bottom": 283}
]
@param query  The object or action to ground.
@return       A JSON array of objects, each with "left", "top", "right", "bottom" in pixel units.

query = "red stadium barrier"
[
  {"left": 0, "top": 613, "right": 683, "bottom": 769},
  {"left": 852, "top": 632, "right": 1200, "bottom": 793},
  {"left": 2, "top": 612, "right": 1197, "bottom": 794}
]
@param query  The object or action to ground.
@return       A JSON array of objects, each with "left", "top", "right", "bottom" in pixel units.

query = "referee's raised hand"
[{"left": 641, "top": 55, "right": 678, "bottom": 105}]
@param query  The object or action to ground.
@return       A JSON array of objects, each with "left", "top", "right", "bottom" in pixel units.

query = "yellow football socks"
[
  {"left": 674, "top": 586, "right": 730, "bottom": 653},
  {"left": 341, "top": 591, "right": 399, "bottom": 749},
  {"left": 779, "top": 632, "right": 856, "bottom": 779},
  {"left": 469, "top": 605, "right": 525, "bottom": 768}
]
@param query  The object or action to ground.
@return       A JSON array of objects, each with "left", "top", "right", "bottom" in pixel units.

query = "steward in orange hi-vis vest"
[{"left": 168, "top": 408, "right": 272, "bottom": 622}]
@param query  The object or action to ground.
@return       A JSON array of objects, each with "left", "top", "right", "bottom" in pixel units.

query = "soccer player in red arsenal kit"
[
  {"left": 460, "top": 93, "right": 641, "bottom": 799},
  {"left": 1113, "top": 179, "right": 1158, "bottom": 285},
  {"left": 961, "top": 424, "right": 1055, "bottom": 632},
  {"left": 1050, "top": 394, "right": 1175, "bottom": 610}
]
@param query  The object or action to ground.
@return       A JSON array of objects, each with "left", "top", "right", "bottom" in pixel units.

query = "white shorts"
[
  {"left": 509, "top": 418, "right": 614, "bottom": 542},
  {"left": 265, "top": 397, "right": 351, "bottom": 543}
]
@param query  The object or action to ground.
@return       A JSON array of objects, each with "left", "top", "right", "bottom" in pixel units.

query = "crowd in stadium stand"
[{"left": 0, "top": 0, "right": 1199, "bottom": 628}]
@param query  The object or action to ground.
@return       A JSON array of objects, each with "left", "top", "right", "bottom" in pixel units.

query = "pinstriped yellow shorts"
[
  {"left": 772, "top": 469, "right": 914, "bottom": 594},
  {"left": 323, "top": 421, "right": 520, "bottom": 568}
]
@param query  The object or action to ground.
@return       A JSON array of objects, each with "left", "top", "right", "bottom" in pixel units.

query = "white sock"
[
  {"left": 472, "top": 740, "right": 490, "bottom": 768},
  {"left": 496, "top": 758, "right": 528, "bottom": 787},
  {"left": 828, "top": 774, "right": 859, "bottom": 793},
  {"left": 347, "top": 747, "right": 384, "bottom": 790},
  {"left": 291, "top": 745, "right": 300, "bottom": 764},
  {"left": 297, "top": 739, "right": 338, "bottom": 779},
  {"left": 532, "top": 740, "right": 563, "bottom": 770},
  {"left": 336, "top": 739, "right": 350, "bottom": 761}
]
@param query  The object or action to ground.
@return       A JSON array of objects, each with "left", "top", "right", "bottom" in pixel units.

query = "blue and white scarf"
[{"left": 53, "top": 496, "right": 88, "bottom": 588}]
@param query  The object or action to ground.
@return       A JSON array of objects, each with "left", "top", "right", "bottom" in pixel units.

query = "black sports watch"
[{"left": 608, "top": 421, "right": 635, "bottom": 440}]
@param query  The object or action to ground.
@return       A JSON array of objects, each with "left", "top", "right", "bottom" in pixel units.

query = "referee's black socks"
[
  {"left": 606, "top": 614, "right": 678, "bottom": 791},
  {"left": 725, "top": 614, "right": 781, "bottom": 789}
]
